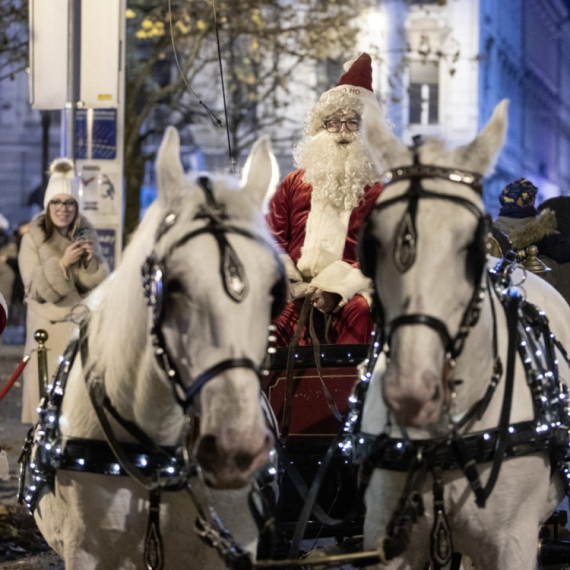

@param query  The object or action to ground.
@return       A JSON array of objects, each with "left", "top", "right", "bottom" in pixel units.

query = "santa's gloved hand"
[
  {"left": 309, "top": 287, "right": 342, "bottom": 314},
  {"left": 288, "top": 280, "right": 309, "bottom": 301}
]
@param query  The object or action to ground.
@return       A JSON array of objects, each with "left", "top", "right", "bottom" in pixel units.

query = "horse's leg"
[
  {"left": 364, "top": 469, "right": 431, "bottom": 570},
  {"left": 452, "top": 456, "right": 563, "bottom": 570}
]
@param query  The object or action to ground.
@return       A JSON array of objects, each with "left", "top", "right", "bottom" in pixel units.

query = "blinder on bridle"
[
  {"left": 359, "top": 137, "right": 491, "bottom": 360},
  {"left": 142, "top": 175, "right": 287, "bottom": 410}
]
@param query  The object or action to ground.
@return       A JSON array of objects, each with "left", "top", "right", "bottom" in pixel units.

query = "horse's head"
[
  {"left": 360, "top": 100, "right": 508, "bottom": 428},
  {"left": 146, "top": 128, "right": 284, "bottom": 488}
]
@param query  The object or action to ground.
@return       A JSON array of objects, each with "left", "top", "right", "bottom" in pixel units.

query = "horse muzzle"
[
  {"left": 195, "top": 427, "right": 274, "bottom": 489},
  {"left": 382, "top": 365, "right": 446, "bottom": 428}
]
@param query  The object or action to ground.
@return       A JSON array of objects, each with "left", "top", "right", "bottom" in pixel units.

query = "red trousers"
[{"left": 272, "top": 294, "right": 374, "bottom": 347}]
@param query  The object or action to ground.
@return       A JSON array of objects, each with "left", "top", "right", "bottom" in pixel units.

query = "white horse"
[
  {"left": 356, "top": 99, "right": 570, "bottom": 569},
  {"left": 22, "top": 127, "right": 284, "bottom": 569}
]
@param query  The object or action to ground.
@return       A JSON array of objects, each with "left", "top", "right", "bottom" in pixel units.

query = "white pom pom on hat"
[{"left": 43, "top": 157, "right": 80, "bottom": 209}]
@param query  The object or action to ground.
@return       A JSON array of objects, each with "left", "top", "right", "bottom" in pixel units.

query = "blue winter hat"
[{"left": 499, "top": 178, "right": 538, "bottom": 208}]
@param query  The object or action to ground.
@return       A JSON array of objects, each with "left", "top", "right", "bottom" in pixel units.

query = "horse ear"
[
  {"left": 156, "top": 127, "right": 186, "bottom": 203},
  {"left": 361, "top": 101, "right": 409, "bottom": 172},
  {"left": 457, "top": 99, "right": 509, "bottom": 175},
  {"left": 240, "top": 135, "right": 280, "bottom": 209}
]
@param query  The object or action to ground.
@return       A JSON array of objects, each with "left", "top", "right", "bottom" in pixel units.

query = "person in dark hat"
[
  {"left": 537, "top": 195, "right": 570, "bottom": 304},
  {"left": 538, "top": 196, "right": 570, "bottom": 237},
  {"left": 493, "top": 178, "right": 570, "bottom": 264},
  {"left": 266, "top": 53, "right": 384, "bottom": 346}
]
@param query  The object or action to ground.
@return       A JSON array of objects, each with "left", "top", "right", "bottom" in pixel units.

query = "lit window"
[{"left": 408, "top": 60, "right": 439, "bottom": 125}]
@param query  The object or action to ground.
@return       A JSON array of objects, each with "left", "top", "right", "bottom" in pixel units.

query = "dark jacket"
[{"left": 494, "top": 208, "right": 570, "bottom": 264}]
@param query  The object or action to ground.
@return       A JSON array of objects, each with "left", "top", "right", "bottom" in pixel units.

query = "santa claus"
[{"left": 267, "top": 53, "right": 383, "bottom": 346}]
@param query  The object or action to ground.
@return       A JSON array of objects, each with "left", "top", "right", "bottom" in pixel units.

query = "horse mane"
[{"left": 83, "top": 175, "right": 274, "bottom": 400}]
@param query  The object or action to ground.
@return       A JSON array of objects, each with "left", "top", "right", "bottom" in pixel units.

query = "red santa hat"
[
  {"left": 0, "top": 291, "right": 7, "bottom": 336},
  {"left": 336, "top": 53, "right": 373, "bottom": 91},
  {"left": 308, "top": 53, "right": 380, "bottom": 134}
]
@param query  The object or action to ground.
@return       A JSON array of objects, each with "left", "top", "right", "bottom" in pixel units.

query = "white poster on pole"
[
  {"left": 29, "top": 0, "right": 68, "bottom": 109},
  {"left": 80, "top": 0, "right": 121, "bottom": 107}
]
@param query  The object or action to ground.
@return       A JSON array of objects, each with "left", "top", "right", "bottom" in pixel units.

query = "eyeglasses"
[
  {"left": 323, "top": 119, "right": 360, "bottom": 133},
  {"left": 50, "top": 199, "right": 77, "bottom": 210}
]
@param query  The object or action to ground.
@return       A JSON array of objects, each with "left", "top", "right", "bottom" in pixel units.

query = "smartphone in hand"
[{"left": 73, "top": 228, "right": 88, "bottom": 242}]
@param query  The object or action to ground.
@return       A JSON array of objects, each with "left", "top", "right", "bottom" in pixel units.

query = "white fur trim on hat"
[
  {"left": 0, "top": 213, "right": 9, "bottom": 231},
  {"left": 43, "top": 158, "right": 80, "bottom": 208}
]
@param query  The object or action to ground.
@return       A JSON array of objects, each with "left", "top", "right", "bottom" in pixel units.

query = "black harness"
[
  {"left": 19, "top": 178, "right": 287, "bottom": 570},
  {"left": 342, "top": 145, "right": 570, "bottom": 568}
]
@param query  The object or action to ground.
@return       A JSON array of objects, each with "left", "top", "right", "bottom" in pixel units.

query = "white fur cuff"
[
  {"left": 281, "top": 254, "right": 303, "bottom": 283},
  {"left": 310, "top": 260, "right": 372, "bottom": 302}
]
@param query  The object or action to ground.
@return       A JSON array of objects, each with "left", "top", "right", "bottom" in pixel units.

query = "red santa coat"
[{"left": 267, "top": 169, "right": 382, "bottom": 345}]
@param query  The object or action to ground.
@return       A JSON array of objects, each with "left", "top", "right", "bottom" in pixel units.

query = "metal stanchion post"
[{"left": 34, "top": 329, "right": 49, "bottom": 398}]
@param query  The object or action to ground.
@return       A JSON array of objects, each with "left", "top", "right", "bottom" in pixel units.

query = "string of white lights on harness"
[
  {"left": 342, "top": 260, "right": 570, "bottom": 487},
  {"left": 18, "top": 338, "right": 190, "bottom": 512}
]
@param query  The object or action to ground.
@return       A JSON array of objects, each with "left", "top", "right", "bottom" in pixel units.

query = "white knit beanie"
[{"left": 43, "top": 158, "right": 80, "bottom": 208}]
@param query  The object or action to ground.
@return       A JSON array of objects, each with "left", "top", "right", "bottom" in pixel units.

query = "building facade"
[{"left": 1, "top": 0, "right": 570, "bottom": 227}]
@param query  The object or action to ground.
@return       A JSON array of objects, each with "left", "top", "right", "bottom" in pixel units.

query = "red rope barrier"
[{"left": 0, "top": 354, "right": 30, "bottom": 402}]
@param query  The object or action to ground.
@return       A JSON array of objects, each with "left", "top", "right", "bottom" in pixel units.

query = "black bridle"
[
  {"left": 360, "top": 140, "right": 490, "bottom": 362},
  {"left": 142, "top": 176, "right": 286, "bottom": 411}
]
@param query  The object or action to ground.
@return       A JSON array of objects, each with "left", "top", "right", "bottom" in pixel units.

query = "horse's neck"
[
  {"left": 104, "top": 344, "right": 186, "bottom": 446},
  {"left": 73, "top": 291, "right": 185, "bottom": 446}
]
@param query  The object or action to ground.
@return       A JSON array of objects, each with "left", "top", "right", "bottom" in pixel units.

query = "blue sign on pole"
[{"left": 75, "top": 109, "right": 117, "bottom": 160}]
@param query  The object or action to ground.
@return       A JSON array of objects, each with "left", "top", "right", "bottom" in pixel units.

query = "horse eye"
[{"left": 165, "top": 278, "right": 185, "bottom": 296}]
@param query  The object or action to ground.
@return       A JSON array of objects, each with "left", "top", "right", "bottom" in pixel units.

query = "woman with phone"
[{"left": 18, "top": 158, "right": 109, "bottom": 423}]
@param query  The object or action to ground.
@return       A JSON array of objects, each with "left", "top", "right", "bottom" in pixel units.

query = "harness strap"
[
  {"left": 281, "top": 294, "right": 312, "bottom": 440},
  {"left": 430, "top": 466, "right": 453, "bottom": 568},
  {"left": 184, "top": 357, "right": 259, "bottom": 404},
  {"left": 100, "top": 395, "right": 172, "bottom": 460},
  {"left": 286, "top": 433, "right": 345, "bottom": 559},
  {"left": 473, "top": 288, "right": 520, "bottom": 507},
  {"left": 144, "top": 489, "right": 164, "bottom": 570},
  {"left": 389, "top": 314, "right": 453, "bottom": 354},
  {"left": 308, "top": 307, "right": 343, "bottom": 422},
  {"left": 87, "top": 379, "right": 161, "bottom": 490},
  {"left": 381, "top": 457, "right": 426, "bottom": 561},
  {"left": 270, "top": 426, "right": 361, "bottom": 528}
]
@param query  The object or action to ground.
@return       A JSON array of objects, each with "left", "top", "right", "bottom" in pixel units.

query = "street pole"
[{"left": 61, "top": 0, "right": 81, "bottom": 159}]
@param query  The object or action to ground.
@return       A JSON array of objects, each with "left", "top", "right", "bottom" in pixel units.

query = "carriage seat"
[{"left": 263, "top": 344, "right": 368, "bottom": 444}]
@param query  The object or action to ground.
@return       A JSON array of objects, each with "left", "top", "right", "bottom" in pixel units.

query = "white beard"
[{"left": 293, "top": 130, "right": 378, "bottom": 211}]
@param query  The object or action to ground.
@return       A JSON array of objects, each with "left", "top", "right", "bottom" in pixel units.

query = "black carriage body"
[{"left": 263, "top": 344, "right": 368, "bottom": 540}]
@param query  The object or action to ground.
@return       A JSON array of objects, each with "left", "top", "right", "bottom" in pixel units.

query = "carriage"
[{"left": 14, "top": 101, "right": 570, "bottom": 570}]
